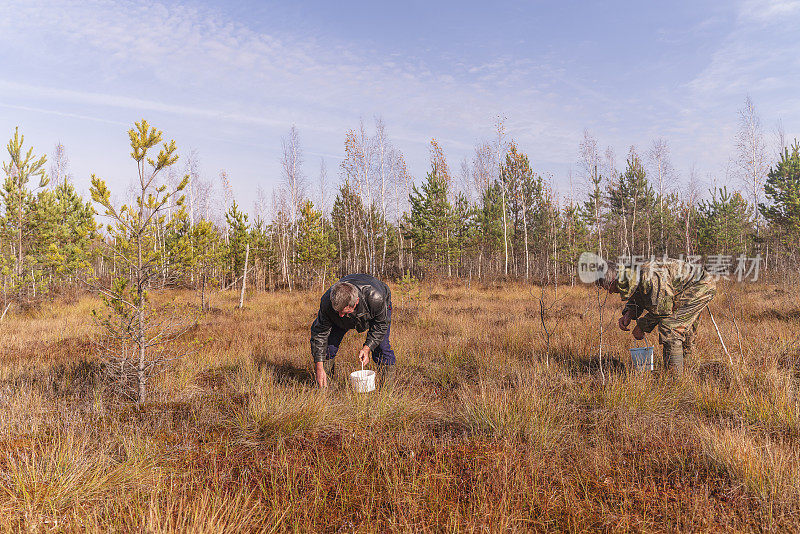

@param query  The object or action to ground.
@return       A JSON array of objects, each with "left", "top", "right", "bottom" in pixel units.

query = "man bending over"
[
  {"left": 596, "top": 258, "right": 717, "bottom": 373},
  {"left": 310, "top": 274, "right": 395, "bottom": 388}
]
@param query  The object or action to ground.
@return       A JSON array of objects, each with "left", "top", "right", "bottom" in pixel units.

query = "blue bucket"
[{"left": 629, "top": 347, "right": 654, "bottom": 371}]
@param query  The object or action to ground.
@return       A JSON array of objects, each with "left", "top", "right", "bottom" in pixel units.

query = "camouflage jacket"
[{"left": 617, "top": 259, "right": 714, "bottom": 333}]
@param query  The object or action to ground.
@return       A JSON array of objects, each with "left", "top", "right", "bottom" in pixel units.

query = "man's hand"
[
  {"left": 618, "top": 310, "right": 633, "bottom": 331},
  {"left": 358, "top": 345, "right": 371, "bottom": 366},
  {"left": 632, "top": 325, "right": 645, "bottom": 340},
  {"left": 315, "top": 361, "right": 327, "bottom": 388}
]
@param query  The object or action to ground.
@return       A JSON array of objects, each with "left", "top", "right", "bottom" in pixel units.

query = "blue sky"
[{"left": 1, "top": 0, "right": 799, "bottom": 215}]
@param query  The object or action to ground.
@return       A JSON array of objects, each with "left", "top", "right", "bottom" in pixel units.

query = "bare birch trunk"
[{"left": 238, "top": 242, "right": 249, "bottom": 309}]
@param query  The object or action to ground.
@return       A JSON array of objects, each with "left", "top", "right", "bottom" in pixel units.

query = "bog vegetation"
[
  {"left": 0, "top": 282, "right": 798, "bottom": 531},
  {"left": 0, "top": 98, "right": 798, "bottom": 530}
]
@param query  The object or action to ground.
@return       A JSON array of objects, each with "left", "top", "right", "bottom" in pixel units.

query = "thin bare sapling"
[
  {"left": 530, "top": 284, "right": 565, "bottom": 367},
  {"left": 595, "top": 284, "right": 611, "bottom": 383}
]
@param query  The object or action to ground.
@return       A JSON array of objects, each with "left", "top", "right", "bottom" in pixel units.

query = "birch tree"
[
  {"left": 648, "top": 138, "right": 674, "bottom": 256},
  {"left": 219, "top": 170, "right": 233, "bottom": 242},
  {"left": 375, "top": 118, "right": 390, "bottom": 275},
  {"left": 494, "top": 118, "right": 509, "bottom": 275},
  {"left": 318, "top": 158, "right": 328, "bottom": 219},
  {"left": 681, "top": 165, "right": 701, "bottom": 257},
  {"left": 341, "top": 122, "right": 376, "bottom": 274},
  {"left": 282, "top": 125, "right": 305, "bottom": 238},
  {"left": 272, "top": 190, "right": 293, "bottom": 291},
  {"left": 50, "top": 142, "right": 70, "bottom": 187},
  {"left": 472, "top": 141, "right": 495, "bottom": 277},
  {"left": 392, "top": 151, "right": 411, "bottom": 273},
  {"left": 184, "top": 149, "right": 201, "bottom": 227},
  {"left": 281, "top": 125, "right": 305, "bottom": 286},
  {"left": 736, "top": 96, "right": 769, "bottom": 241},
  {"left": 579, "top": 130, "right": 603, "bottom": 256}
]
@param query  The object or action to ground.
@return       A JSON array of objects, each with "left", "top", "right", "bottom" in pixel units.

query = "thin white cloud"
[
  {"left": 0, "top": 0, "right": 571, "bottom": 152},
  {"left": 738, "top": 0, "right": 800, "bottom": 24},
  {"left": 0, "top": 80, "right": 313, "bottom": 131},
  {"left": 0, "top": 102, "right": 127, "bottom": 127},
  {"left": 688, "top": 0, "right": 800, "bottom": 98},
  {"left": 6, "top": 0, "right": 786, "bottom": 203}
]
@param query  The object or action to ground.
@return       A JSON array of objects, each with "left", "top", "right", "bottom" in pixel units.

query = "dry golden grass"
[{"left": 0, "top": 280, "right": 798, "bottom": 532}]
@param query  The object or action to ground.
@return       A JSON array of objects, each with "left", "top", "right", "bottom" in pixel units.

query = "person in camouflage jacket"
[{"left": 597, "top": 258, "right": 717, "bottom": 372}]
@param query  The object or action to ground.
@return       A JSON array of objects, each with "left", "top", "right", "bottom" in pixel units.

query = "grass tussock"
[
  {"left": 458, "top": 367, "right": 577, "bottom": 450},
  {"left": 0, "top": 281, "right": 798, "bottom": 530}
]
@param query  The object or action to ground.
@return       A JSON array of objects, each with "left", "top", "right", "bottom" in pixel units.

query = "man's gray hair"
[
  {"left": 330, "top": 281, "right": 359, "bottom": 312},
  {"left": 595, "top": 264, "right": 617, "bottom": 290}
]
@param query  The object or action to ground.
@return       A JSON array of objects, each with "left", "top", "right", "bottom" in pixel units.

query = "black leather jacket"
[{"left": 310, "top": 274, "right": 392, "bottom": 363}]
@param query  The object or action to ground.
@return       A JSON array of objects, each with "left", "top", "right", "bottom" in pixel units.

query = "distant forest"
[{"left": 2, "top": 97, "right": 799, "bottom": 306}]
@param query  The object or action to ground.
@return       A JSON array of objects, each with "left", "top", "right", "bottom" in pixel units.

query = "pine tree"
[
  {"left": 224, "top": 200, "right": 249, "bottom": 284},
  {"left": 581, "top": 166, "right": 607, "bottom": 256},
  {"left": 54, "top": 181, "right": 96, "bottom": 281},
  {"left": 163, "top": 206, "right": 193, "bottom": 284},
  {"left": 1, "top": 127, "right": 49, "bottom": 304},
  {"left": 331, "top": 181, "right": 366, "bottom": 274},
  {"left": 477, "top": 181, "right": 506, "bottom": 276},
  {"left": 403, "top": 164, "right": 453, "bottom": 275},
  {"left": 696, "top": 186, "right": 753, "bottom": 257},
  {"left": 90, "top": 120, "right": 190, "bottom": 404},
  {"left": 607, "top": 149, "right": 654, "bottom": 258},
  {"left": 501, "top": 144, "right": 538, "bottom": 277},
  {"left": 250, "top": 218, "right": 278, "bottom": 291},
  {"left": 561, "top": 202, "right": 591, "bottom": 284},
  {"left": 192, "top": 219, "right": 223, "bottom": 310},
  {"left": 27, "top": 188, "right": 59, "bottom": 294},
  {"left": 761, "top": 142, "right": 800, "bottom": 246},
  {"left": 297, "top": 200, "right": 335, "bottom": 288},
  {"left": 451, "top": 192, "right": 476, "bottom": 278}
]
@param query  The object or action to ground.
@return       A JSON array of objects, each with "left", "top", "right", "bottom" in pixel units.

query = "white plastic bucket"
[
  {"left": 349, "top": 369, "right": 376, "bottom": 392},
  {"left": 630, "top": 347, "right": 654, "bottom": 371}
]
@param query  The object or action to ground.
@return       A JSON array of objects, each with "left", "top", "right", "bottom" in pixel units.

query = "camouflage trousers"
[{"left": 658, "top": 281, "right": 717, "bottom": 355}]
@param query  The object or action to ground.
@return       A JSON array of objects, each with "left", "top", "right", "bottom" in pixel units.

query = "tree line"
[{"left": 2, "top": 98, "right": 799, "bottom": 312}]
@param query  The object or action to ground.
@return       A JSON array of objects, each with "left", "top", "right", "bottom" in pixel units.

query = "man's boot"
[
  {"left": 684, "top": 325, "right": 697, "bottom": 361},
  {"left": 662, "top": 342, "right": 684, "bottom": 374},
  {"left": 376, "top": 363, "right": 395, "bottom": 389},
  {"left": 683, "top": 337, "right": 694, "bottom": 361}
]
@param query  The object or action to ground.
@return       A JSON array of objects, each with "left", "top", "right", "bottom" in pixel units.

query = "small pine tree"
[
  {"left": 163, "top": 207, "right": 193, "bottom": 284},
  {"left": 48, "top": 181, "right": 95, "bottom": 287},
  {"left": 761, "top": 142, "right": 800, "bottom": 246},
  {"left": 581, "top": 165, "right": 607, "bottom": 256},
  {"left": 403, "top": 165, "right": 453, "bottom": 275},
  {"left": 250, "top": 218, "right": 278, "bottom": 291},
  {"left": 90, "top": 120, "right": 190, "bottom": 404},
  {"left": 477, "top": 181, "right": 506, "bottom": 272},
  {"left": 450, "top": 192, "right": 476, "bottom": 277},
  {"left": 297, "top": 200, "right": 335, "bottom": 288},
  {"left": 607, "top": 150, "right": 655, "bottom": 257},
  {"left": 225, "top": 200, "right": 249, "bottom": 286},
  {"left": 192, "top": 220, "right": 223, "bottom": 311},
  {"left": 696, "top": 186, "right": 753, "bottom": 257},
  {"left": 1, "top": 127, "right": 49, "bottom": 305}
]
